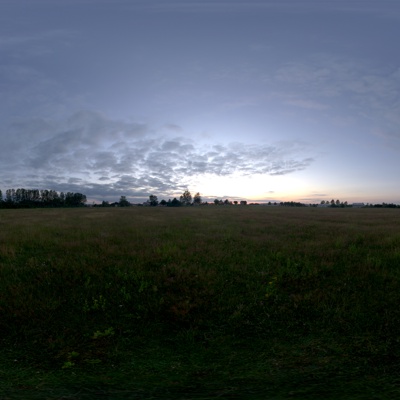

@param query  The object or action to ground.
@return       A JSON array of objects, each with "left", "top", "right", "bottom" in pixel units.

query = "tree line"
[
  {"left": 0, "top": 188, "right": 87, "bottom": 208},
  {"left": 97, "top": 190, "right": 205, "bottom": 207},
  {"left": 101, "top": 191, "right": 313, "bottom": 207},
  {"left": 97, "top": 190, "right": 248, "bottom": 207},
  {"left": 318, "top": 199, "right": 400, "bottom": 208},
  {"left": 1, "top": 188, "right": 399, "bottom": 209},
  {"left": 109, "top": 193, "right": 400, "bottom": 208}
]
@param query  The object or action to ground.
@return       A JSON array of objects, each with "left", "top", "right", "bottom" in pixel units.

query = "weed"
[
  {"left": 92, "top": 327, "right": 115, "bottom": 339},
  {"left": 83, "top": 294, "right": 107, "bottom": 312},
  {"left": 265, "top": 276, "right": 278, "bottom": 299}
]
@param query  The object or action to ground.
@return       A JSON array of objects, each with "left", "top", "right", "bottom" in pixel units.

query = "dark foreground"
[{"left": 1, "top": 206, "right": 400, "bottom": 399}]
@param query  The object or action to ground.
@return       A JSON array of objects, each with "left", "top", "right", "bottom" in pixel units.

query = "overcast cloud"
[{"left": 1, "top": 1, "right": 399, "bottom": 203}]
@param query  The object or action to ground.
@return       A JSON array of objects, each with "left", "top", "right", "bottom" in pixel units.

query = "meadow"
[{"left": 1, "top": 206, "right": 400, "bottom": 399}]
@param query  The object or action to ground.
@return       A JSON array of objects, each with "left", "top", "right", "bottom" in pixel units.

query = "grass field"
[{"left": 1, "top": 206, "right": 400, "bottom": 399}]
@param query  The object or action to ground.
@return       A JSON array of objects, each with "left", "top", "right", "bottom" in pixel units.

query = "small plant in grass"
[
  {"left": 61, "top": 361, "right": 75, "bottom": 369},
  {"left": 138, "top": 279, "right": 150, "bottom": 293},
  {"left": 265, "top": 276, "right": 278, "bottom": 299},
  {"left": 92, "top": 327, "right": 115, "bottom": 339},
  {"left": 61, "top": 351, "right": 79, "bottom": 369},
  {"left": 119, "top": 286, "right": 131, "bottom": 301},
  {"left": 83, "top": 294, "right": 107, "bottom": 312}
]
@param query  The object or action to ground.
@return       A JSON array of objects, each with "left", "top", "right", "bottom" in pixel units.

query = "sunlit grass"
[{"left": 1, "top": 206, "right": 400, "bottom": 398}]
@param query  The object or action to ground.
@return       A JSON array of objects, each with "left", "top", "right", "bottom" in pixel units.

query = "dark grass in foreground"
[{"left": 1, "top": 206, "right": 400, "bottom": 399}]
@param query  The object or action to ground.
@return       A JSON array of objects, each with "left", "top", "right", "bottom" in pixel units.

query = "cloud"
[
  {"left": 132, "top": 1, "right": 400, "bottom": 19},
  {"left": 163, "top": 124, "right": 183, "bottom": 133},
  {"left": 0, "top": 29, "right": 75, "bottom": 55},
  {"left": 0, "top": 111, "right": 315, "bottom": 201},
  {"left": 284, "top": 97, "right": 330, "bottom": 111},
  {"left": 272, "top": 56, "right": 400, "bottom": 134}
]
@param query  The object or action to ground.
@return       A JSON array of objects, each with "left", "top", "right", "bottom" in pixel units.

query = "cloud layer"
[
  {"left": 0, "top": 111, "right": 314, "bottom": 201},
  {"left": 2, "top": 1, "right": 399, "bottom": 203}
]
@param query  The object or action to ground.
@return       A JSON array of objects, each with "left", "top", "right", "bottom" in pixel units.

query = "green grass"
[{"left": 1, "top": 206, "right": 400, "bottom": 399}]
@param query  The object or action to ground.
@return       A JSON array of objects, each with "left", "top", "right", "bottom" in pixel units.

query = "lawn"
[{"left": 1, "top": 206, "right": 400, "bottom": 399}]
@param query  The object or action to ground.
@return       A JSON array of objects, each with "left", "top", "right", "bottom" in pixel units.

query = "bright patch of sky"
[{"left": 1, "top": 0, "right": 399, "bottom": 203}]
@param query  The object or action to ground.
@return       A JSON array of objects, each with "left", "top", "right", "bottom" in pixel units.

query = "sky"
[{"left": 1, "top": 0, "right": 400, "bottom": 204}]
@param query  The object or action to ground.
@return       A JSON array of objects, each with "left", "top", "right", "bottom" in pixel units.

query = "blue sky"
[{"left": 1, "top": 0, "right": 400, "bottom": 203}]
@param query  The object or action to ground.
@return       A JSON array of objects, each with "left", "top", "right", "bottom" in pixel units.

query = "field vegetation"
[{"left": 1, "top": 206, "right": 400, "bottom": 399}]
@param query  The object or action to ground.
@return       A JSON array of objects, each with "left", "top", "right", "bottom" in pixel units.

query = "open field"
[{"left": 1, "top": 206, "right": 400, "bottom": 399}]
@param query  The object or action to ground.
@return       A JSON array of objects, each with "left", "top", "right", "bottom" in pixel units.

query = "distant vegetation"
[
  {"left": 1, "top": 188, "right": 399, "bottom": 208},
  {"left": 0, "top": 188, "right": 86, "bottom": 208},
  {"left": 110, "top": 192, "right": 400, "bottom": 208}
]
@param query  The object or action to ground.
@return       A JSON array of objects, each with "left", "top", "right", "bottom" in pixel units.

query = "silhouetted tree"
[
  {"left": 169, "top": 197, "right": 181, "bottom": 207},
  {"left": 0, "top": 188, "right": 87, "bottom": 208},
  {"left": 193, "top": 192, "right": 202, "bottom": 205},
  {"left": 5, "top": 189, "right": 14, "bottom": 203},
  {"left": 280, "top": 201, "right": 306, "bottom": 207},
  {"left": 119, "top": 196, "right": 130, "bottom": 207},
  {"left": 65, "top": 192, "right": 87, "bottom": 207},
  {"left": 149, "top": 194, "right": 158, "bottom": 206},
  {"left": 180, "top": 189, "right": 192, "bottom": 206}
]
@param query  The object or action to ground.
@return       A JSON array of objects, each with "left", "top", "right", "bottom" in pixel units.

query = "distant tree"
[
  {"left": 119, "top": 196, "right": 130, "bottom": 207},
  {"left": 240, "top": 200, "right": 247, "bottom": 205},
  {"left": 101, "top": 200, "right": 110, "bottom": 207},
  {"left": 79, "top": 193, "right": 87, "bottom": 206},
  {"left": 180, "top": 189, "right": 192, "bottom": 206},
  {"left": 234, "top": 200, "right": 238, "bottom": 205},
  {"left": 336, "top": 199, "right": 340, "bottom": 206},
  {"left": 0, "top": 188, "right": 87, "bottom": 208},
  {"left": 62, "top": 192, "right": 87, "bottom": 207},
  {"left": 280, "top": 201, "right": 306, "bottom": 207},
  {"left": 32, "top": 189, "right": 40, "bottom": 203},
  {"left": 224, "top": 199, "right": 231, "bottom": 205},
  {"left": 40, "top": 189, "right": 50, "bottom": 204},
  {"left": 169, "top": 197, "right": 181, "bottom": 207},
  {"left": 160, "top": 199, "right": 167, "bottom": 206},
  {"left": 214, "top": 199, "right": 220, "bottom": 205},
  {"left": 321, "top": 200, "right": 325, "bottom": 204},
  {"left": 5, "top": 189, "right": 14, "bottom": 203},
  {"left": 14, "top": 188, "right": 22, "bottom": 203},
  {"left": 48, "top": 190, "right": 60, "bottom": 206},
  {"left": 193, "top": 192, "right": 202, "bottom": 205},
  {"left": 149, "top": 194, "right": 158, "bottom": 206}
]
